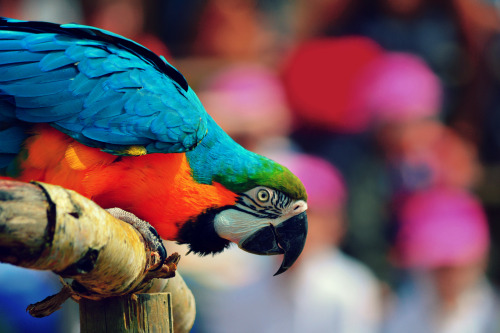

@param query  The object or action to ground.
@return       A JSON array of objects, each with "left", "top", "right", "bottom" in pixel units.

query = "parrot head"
[
  {"left": 177, "top": 144, "right": 309, "bottom": 276},
  {"left": 216, "top": 186, "right": 307, "bottom": 275}
]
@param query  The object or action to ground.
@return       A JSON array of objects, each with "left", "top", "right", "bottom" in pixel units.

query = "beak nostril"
[{"left": 291, "top": 201, "right": 308, "bottom": 213}]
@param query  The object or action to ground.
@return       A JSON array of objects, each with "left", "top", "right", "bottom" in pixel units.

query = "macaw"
[{"left": 0, "top": 17, "right": 308, "bottom": 275}]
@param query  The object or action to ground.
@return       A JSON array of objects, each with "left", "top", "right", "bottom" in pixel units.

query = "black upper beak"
[{"left": 239, "top": 212, "right": 308, "bottom": 276}]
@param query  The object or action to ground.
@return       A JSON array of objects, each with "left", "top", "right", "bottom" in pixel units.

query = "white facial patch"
[{"left": 214, "top": 199, "right": 307, "bottom": 246}]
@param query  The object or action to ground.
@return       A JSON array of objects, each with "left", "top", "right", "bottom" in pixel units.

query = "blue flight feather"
[
  {"left": 15, "top": 99, "right": 84, "bottom": 122},
  {"left": 25, "top": 35, "right": 68, "bottom": 52},
  {"left": 13, "top": 90, "right": 78, "bottom": 108},
  {"left": 82, "top": 126, "right": 150, "bottom": 145},
  {"left": 0, "top": 62, "right": 43, "bottom": 81},
  {"left": 69, "top": 72, "right": 97, "bottom": 95},
  {"left": 2, "top": 80, "right": 69, "bottom": 97},
  {"left": 79, "top": 93, "right": 125, "bottom": 120},
  {"left": 40, "top": 51, "right": 76, "bottom": 71},
  {"left": 0, "top": 51, "right": 42, "bottom": 64}
]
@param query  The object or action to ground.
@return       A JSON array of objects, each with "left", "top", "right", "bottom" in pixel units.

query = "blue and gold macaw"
[{"left": 0, "top": 17, "right": 307, "bottom": 275}]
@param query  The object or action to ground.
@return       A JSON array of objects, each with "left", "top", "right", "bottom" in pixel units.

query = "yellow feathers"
[
  {"left": 64, "top": 142, "right": 117, "bottom": 170},
  {"left": 122, "top": 146, "right": 148, "bottom": 156},
  {"left": 65, "top": 144, "right": 88, "bottom": 170}
]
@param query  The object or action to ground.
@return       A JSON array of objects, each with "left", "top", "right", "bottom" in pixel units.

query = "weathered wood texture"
[
  {"left": 80, "top": 293, "right": 173, "bottom": 333},
  {"left": 0, "top": 179, "right": 196, "bottom": 332},
  {"left": 78, "top": 272, "right": 195, "bottom": 333},
  {"left": 148, "top": 272, "right": 197, "bottom": 333},
  {"left": 0, "top": 179, "right": 155, "bottom": 293}
]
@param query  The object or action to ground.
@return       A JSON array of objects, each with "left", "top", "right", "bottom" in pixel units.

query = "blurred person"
[
  {"left": 383, "top": 187, "right": 500, "bottom": 333},
  {"left": 376, "top": 118, "right": 481, "bottom": 195},
  {"left": 353, "top": 52, "right": 442, "bottom": 126},
  {"left": 347, "top": 52, "right": 480, "bottom": 286},
  {"left": 177, "top": 153, "right": 383, "bottom": 333},
  {"left": 358, "top": 52, "right": 482, "bottom": 194},
  {"left": 197, "top": 63, "right": 293, "bottom": 151}
]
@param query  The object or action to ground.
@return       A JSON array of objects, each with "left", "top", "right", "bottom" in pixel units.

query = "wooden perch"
[{"left": 0, "top": 179, "right": 195, "bottom": 332}]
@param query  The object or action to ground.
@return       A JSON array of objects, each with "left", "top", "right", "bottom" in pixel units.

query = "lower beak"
[{"left": 239, "top": 212, "right": 308, "bottom": 276}]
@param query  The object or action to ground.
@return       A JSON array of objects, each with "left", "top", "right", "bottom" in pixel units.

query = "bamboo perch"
[{"left": 0, "top": 179, "right": 195, "bottom": 332}]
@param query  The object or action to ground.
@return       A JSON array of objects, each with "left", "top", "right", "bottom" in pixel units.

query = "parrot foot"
[
  {"left": 106, "top": 208, "right": 167, "bottom": 270},
  {"left": 148, "top": 252, "right": 181, "bottom": 279}
]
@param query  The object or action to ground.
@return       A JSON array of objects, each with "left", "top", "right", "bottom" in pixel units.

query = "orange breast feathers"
[{"left": 16, "top": 125, "right": 238, "bottom": 240}]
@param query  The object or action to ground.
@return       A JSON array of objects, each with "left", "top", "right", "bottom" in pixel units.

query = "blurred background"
[{"left": 2, "top": 0, "right": 500, "bottom": 332}]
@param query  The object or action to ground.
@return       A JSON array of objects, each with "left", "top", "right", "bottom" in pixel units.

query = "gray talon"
[{"left": 106, "top": 208, "right": 167, "bottom": 267}]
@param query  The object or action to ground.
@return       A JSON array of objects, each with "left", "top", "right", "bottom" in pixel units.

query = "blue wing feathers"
[
  {"left": 81, "top": 92, "right": 125, "bottom": 119},
  {"left": 1, "top": 80, "right": 68, "bottom": 97},
  {"left": 154, "top": 109, "right": 184, "bottom": 128},
  {"left": 0, "top": 16, "right": 208, "bottom": 156},
  {"left": 0, "top": 62, "right": 44, "bottom": 81},
  {"left": 181, "top": 124, "right": 197, "bottom": 134},
  {"left": 40, "top": 51, "right": 76, "bottom": 71},
  {"left": 64, "top": 44, "right": 89, "bottom": 60},
  {"left": 82, "top": 127, "right": 150, "bottom": 145},
  {"left": 24, "top": 33, "right": 57, "bottom": 45},
  {"left": 15, "top": 100, "right": 84, "bottom": 122},
  {"left": 13, "top": 90, "right": 79, "bottom": 108},
  {"left": 69, "top": 72, "right": 97, "bottom": 95},
  {"left": 84, "top": 78, "right": 114, "bottom": 105},
  {"left": 25, "top": 37, "right": 68, "bottom": 52},
  {"left": 0, "top": 51, "right": 42, "bottom": 64},
  {"left": 82, "top": 47, "right": 110, "bottom": 59},
  {"left": 0, "top": 31, "right": 29, "bottom": 40},
  {"left": 0, "top": 40, "right": 26, "bottom": 52},
  {"left": 107, "top": 72, "right": 142, "bottom": 91},
  {"left": 77, "top": 58, "right": 115, "bottom": 78}
]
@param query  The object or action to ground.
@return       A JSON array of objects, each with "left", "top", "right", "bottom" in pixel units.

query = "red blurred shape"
[{"left": 282, "top": 37, "right": 383, "bottom": 132}]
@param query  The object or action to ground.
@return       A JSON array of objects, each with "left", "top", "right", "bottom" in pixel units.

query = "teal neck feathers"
[{"left": 186, "top": 116, "right": 307, "bottom": 200}]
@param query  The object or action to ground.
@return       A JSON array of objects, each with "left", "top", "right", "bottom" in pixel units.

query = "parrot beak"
[{"left": 239, "top": 212, "right": 308, "bottom": 276}]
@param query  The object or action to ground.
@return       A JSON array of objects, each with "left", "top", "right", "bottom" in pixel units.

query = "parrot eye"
[{"left": 256, "top": 189, "right": 270, "bottom": 202}]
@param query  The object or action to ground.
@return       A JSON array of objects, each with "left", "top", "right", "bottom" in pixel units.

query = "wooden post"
[{"left": 80, "top": 293, "right": 173, "bottom": 333}]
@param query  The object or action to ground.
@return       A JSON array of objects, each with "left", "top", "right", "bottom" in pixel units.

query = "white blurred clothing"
[
  {"left": 383, "top": 275, "right": 500, "bottom": 333},
  {"left": 195, "top": 249, "right": 382, "bottom": 333}
]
